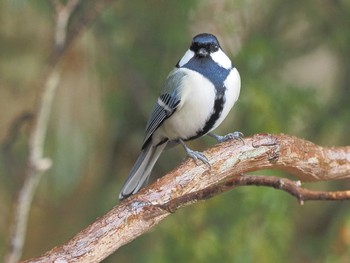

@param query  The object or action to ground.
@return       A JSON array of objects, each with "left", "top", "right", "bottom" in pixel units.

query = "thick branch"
[{"left": 23, "top": 134, "right": 350, "bottom": 263}]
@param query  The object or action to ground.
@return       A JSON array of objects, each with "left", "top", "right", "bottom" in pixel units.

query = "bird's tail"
[{"left": 119, "top": 141, "right": 167, "bottom": 200}]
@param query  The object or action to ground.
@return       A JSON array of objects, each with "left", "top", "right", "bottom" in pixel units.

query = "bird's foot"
[
  {"left": 209, "top": 131, "right": 244, "bottom": 143},
  {"left": 186, "top": 148, "right": 210, "bottom": 167},
  {"left": 178, "top": 139, "right": 210, "bottom": 167}
]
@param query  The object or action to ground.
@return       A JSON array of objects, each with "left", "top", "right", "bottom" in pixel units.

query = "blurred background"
[{"left": 1, "top": 0, "right": 350, "bottom": 262}]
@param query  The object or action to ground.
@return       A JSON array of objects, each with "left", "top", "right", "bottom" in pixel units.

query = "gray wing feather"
[
  {"left": 142, "top": 69, "right": 186, "bottom": 147},
  {"left": 119, "top": 69, "right": 188, "bottom": 199},
  {"left": 119, "top": 141, "right": 167, "bottom": 200}
]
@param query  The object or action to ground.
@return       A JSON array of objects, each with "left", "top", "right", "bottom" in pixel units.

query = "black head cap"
[{"left": 190, "top": 33, "right": 221, "bottom": 57}]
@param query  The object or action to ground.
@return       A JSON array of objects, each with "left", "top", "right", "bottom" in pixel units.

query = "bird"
[{"left": 119, "top": 33, "right": 242, "bottom": 200}]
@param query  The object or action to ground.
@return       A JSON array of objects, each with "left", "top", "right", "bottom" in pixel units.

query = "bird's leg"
[
  {"left": 178, "top": 139, "right": 210, "bottom": 167},
  {"left": 208, "top": 131, "right": 244, "bottom": 143}
]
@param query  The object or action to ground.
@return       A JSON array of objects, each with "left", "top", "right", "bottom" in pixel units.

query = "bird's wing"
[
  {"left": 142, "top": 69, "right": 186, "bottom": 147},
  {"left": 142, "top": 92, "right": 180, "bottom": 147}
]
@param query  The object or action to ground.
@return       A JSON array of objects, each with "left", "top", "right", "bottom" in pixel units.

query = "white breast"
[{"left": 155, "top": 68, "right": 216, "bottom": 141}]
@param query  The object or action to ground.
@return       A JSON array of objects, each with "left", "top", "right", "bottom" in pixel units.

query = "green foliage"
[{"left": 0, "top": 1, "right": 349, "bottom": 262}]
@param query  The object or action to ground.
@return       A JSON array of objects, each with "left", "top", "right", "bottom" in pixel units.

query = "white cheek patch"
[
  {"left": 211, "top": 49, "right": 232, "bottom": 69},
  {"left": 177, "top": 50, "right": 195, "bottom": 67}
]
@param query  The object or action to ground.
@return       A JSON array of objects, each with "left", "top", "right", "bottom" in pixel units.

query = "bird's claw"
[
  {"left": 211, "top": 131, "right": 244, "bottom": 143},
  {"left": 225, "top": 131, "right": 244, "bottom": 143},
  {"left": 186, "top": 149, "right": 210, "bottom": 167}
]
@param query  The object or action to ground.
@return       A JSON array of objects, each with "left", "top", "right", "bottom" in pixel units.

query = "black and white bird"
[{"left": 119, "top": 33, "right": 242, "bottom": 200}]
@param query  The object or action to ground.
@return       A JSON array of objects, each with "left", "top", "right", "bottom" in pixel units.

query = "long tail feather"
[{"left": 119, "top": 142, "right": 167, "bottom": 200}]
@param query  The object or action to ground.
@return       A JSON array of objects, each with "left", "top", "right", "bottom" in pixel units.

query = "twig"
[
  {"left": 5, "top": 1, "right": 116, "bottom": 261},
  {"left": 4, "top": 1, "right": 81, "bottom": 263},
  {"left": 52, "top": 0, "right": 81, "bottom": 51},
  {"left": 4, "top": 68, "right": 61, "bottom": 263},
  {"left": 2, "top": 111, "right": 34, "bottom": 153},
  {"left": 22, "top": 134, "right": 350, "bottom": 263},
  {"left": 158, "top": 175, "right": 350, "bottom": 213},
  {"left": 1, "top": 111, "right": 34, "bottom": 177},
  {"left": 49, "top": 0, "right": 114, "bottom": 67}
]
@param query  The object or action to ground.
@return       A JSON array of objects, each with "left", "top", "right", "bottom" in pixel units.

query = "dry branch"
[{"left": 23, "top": 133, "right": 350, "bottom": 263}]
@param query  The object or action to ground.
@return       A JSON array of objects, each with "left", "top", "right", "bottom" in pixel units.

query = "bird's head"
[
  {"left": 176, "top": 33, "right": 231, "bottom": 69},
  {"left": 190, "top": 33, "right": 220, "bottom": 58}
]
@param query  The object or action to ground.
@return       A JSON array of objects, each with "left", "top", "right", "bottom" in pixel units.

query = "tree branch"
[
  {"left": 4, "top": 1, "right": 112, "bottom": 262},
  {"left": 22, "top": 134, "right": 350, "bottom": 263},
  {"left": 4, "top": 66, "right": 61, "bottom": 263}
]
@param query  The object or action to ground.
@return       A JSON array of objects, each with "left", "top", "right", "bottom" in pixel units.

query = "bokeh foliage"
[{"left": 0, "top": 0, "right": 349, "bottom": 262}]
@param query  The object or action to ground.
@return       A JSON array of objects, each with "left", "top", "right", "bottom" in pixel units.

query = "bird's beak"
[{"left": 197, "top": 48, "right": 209, "bottom": 57}]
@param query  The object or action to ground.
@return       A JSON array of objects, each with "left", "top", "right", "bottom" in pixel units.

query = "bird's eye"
[{"left": 210, "top": 45, "right": 219, "bottom": 52}]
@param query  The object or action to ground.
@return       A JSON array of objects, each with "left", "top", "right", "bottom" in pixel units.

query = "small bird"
[{"left": 119, "top": 33, "right": 242, "bottom": 200}]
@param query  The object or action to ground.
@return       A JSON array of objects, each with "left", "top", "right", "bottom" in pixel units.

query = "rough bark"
[{"left": 23, "top": 133, "right": 350, "bottom": 263}]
